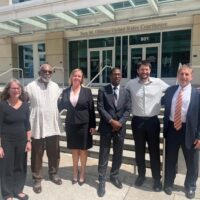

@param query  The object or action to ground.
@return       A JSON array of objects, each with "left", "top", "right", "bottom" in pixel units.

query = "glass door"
[
  {"left": 89, "top": 48, "right": 114, "bottom": 84},
  {"left": 90, "top": 51, "right": 100, "bottom": 83},
  {"left": 129, "top": 44, "right": 160, "bottom": 78}
]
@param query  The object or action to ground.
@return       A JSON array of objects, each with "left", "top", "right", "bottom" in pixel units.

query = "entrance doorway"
[
  {"left": 129, "top": 44, "right": 161, "bottom": 78},
  {"left": 88, "top": 48, "right": 114, "bottom": 84}
]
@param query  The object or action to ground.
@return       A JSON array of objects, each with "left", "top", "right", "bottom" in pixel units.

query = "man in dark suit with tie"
[
  {"left": 162, "top": 65, "right": 200, "bottom": 199},
  {"left": 97, "top": 68, "right": 131, "bottom": 197}
]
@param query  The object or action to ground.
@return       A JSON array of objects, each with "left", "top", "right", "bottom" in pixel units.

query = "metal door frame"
[
  {"left": 128, "top": 43, "right": 161, "bottom": 78},
  {"left": 88, "top": 47, "right": 115, "bottom": 84}
]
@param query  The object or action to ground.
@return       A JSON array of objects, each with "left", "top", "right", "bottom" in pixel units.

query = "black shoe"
[
  {"left": 14, "top": 193, "right": 29, "bottom": 200},
  {"left": 153, "top": 179, "right": 162, "bottom": 192},
  {"left": 33, "top": 181, "right": 42, "bottom": 194},
  {"left": 135, "top": 176, "right": 145, "bottom": 186},
  {"left": 164, "top": 186, "right": 172, "bottom": 195},
  {"left": 72, "top": 179, "right": 78, "bottom": 185},
  {"left": 110, "top": 177, "right": 123, "bottom": 189},
  {"left": 78, "top": 179, "right": 85, "bottom": 186},
  {"left": 185, "top": 189, "right": 195, "bottom": 199},
  {"left": 97, "top": 182, "right": 105, "bottom": 197}
]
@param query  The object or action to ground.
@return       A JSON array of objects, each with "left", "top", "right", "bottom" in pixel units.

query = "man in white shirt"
[
  {"left": 162, "top": 65, "right": 200, "bottom": 199},
  {"left": 26, "top": 64, "right": 62, "bottom": 194},
  {"left": 126, "top": 60, "right": 168, "bottom": 191}
]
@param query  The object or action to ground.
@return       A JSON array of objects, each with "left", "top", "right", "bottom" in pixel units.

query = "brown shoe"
[
  {"left": 33, "top": 181, "right": 42, "bottom": 194},
  {"left": 50, "top": 174, "right": 62, "bottom": 185}
]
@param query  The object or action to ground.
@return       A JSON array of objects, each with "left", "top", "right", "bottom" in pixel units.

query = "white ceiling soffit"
[
  {"left": 0, "top": 0, "right": 124, "bottom": 22},
  {"left": 53, "top": 12, "right": 78, "bottom": 25},
  {"left": 18, "top": 18, "right": 47, "bottom": 29},
  {"left": 147, "top": 0, "right": 159, "bottom": 13},
  {"left": 96, "top": 5, "right": 114, "bottom": 20},
  {"left": 0, "top": 22, "right": 20, "bottom": 32}
]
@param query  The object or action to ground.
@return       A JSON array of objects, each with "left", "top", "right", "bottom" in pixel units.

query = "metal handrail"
[
  {"left": 86, "top": 65, "right": 114, "bottom": 87},
  {"left": 0, "top": 67, "right": 24, "bottom": 86}
]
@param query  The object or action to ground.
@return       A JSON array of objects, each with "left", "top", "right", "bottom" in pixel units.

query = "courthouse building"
[{"left": 0, "top": 0, "right": 200, "bottom": 85}]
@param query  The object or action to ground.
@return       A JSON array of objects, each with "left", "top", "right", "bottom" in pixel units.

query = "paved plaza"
[{"left": 0, "top": 152, "right": 200, "bottom": 200}]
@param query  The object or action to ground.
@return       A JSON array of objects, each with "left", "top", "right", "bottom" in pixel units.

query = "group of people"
[{"left": 0, "top": 61, "right": 199, "bottom": 200}]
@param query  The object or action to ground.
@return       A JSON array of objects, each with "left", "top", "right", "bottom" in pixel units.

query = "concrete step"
[{"left": 59, "top": 89, "right": 165, "bottom": 169}]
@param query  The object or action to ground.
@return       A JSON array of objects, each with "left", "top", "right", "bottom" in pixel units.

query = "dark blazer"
[
  {"left": 58, "top": 86, "right": 96, "bottom": 128},
  {"left": 97, "top": 84, "right": 131, "bottom": 136},
  {"left": 162, "top": 85, "right": 200, "bottom": 149}
]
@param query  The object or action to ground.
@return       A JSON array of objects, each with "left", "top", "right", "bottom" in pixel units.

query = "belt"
[{"left": 133, "top": 115, "right": 157, "bottom": 120}]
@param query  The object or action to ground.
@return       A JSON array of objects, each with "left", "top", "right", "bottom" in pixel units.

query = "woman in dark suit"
[
  {"left": 58, "top": 68, "right": 96, "bottom": 185},
  {"left": 0, "top": 79, "right": 31, "bottom": 200}
]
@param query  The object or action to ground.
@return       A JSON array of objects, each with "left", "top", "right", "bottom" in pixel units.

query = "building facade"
[{"left": 0, "top": 0, "right": 199, "bottom": 85}]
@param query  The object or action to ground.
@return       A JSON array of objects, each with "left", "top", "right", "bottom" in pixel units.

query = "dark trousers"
[
  {"left": 1, "top": 138, "right": 27, "bottom": 199},
  {"left": 31, "top": 135, "right": 60, "bottom": 181},
  {"left": 131, "top": 116, "right": 161, "bottom": 180},
  {"left": 98, "top": 133, "right": 124, "bottom": 182},
  {"left": 164, "top": 122, "right": 199, "bottom": 191}
]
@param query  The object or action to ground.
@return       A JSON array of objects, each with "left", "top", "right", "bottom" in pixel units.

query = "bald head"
[
  {"left": 38, "top": 63, "right": 53, "bottom": 83},
  {"left": 39, "top": 64, "right": 52, "bottom": 72}
]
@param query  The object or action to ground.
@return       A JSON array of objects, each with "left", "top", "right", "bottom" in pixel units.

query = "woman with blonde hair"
[
  {"left": 0, "top": 79, "right": 31, "bottom": 200},
  {"left": 58, "top": 68, "right": 96, "bottom": 185}
]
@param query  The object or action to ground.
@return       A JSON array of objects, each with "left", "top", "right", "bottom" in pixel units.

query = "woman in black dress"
[
  {"left": 58, "top": 68, "right": 96, "bottom": 185},
  {"left": 0, "top": 79, "right": 31, "bottom": 200}
]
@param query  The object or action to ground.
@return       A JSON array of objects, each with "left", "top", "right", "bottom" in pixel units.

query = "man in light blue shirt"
[{"left": 126, "top": 60, "right": 168, "bottom": 191}]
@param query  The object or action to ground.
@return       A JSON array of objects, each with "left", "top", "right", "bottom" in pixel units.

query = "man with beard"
[
  {"left": 97, "top": 68, "right": 131, "bottom": 197},
  {"left": 126, "top": 60, "right": 168, "bottom": 191},
  {"left": 26, "top": 64, "right": 62, "bottom": 194}
]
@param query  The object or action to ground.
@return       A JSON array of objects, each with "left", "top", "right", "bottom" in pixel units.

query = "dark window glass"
[
  {"left": 18, "top": 45, "right": 34, "bottom": 78},
  {"left": 161, "top": 30, "right": 191, "bottom": 77},
  {"left": 130, "top": 33, "right": 160, "bottom": 45},
  {"left": 122, "top": 36, "right": 128, "bottom": 78},
  {"left": 12, "top": 0, "right": 31, "bottom": 3},
  {"left": 69, "top": 40, "right": 87, "bottom": 77},
  {"left": 38, "top": 43, "right": 45, "bottom": 52},
  {"left": 115, "top": 37, "right": 121, "bottom": 68},
  {"left": 89, "top": 37, "right": 114, "bottom": 48}
]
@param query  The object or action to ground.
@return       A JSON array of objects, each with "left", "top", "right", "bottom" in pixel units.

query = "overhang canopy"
[{"left": 0, "top": 0, "right": 199, "bottom": 38}]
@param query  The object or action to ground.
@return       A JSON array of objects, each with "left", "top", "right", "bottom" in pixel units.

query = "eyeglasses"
[
  {"left": 10, "top": 87, "right": 21, "bottom": 90},
  {"left": 41, "top": 70, "right": 53, "bottom": 74}
]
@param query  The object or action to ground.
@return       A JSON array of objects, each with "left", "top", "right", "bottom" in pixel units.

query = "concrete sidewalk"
[{"left": 1, "top": 152, "right": 200, "bottom": 200}]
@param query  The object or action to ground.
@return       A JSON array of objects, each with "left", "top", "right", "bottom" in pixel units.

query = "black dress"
[
  {"left": 58, "top": 86, "right": 96, "bottom": 149},
  {"left": 0, "top": 101, "right": 31, "bottom": 199}
]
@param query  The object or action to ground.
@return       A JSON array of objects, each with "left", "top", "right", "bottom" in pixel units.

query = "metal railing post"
[
  {"left": 0, "top": 67, "right": 24, "bottom": 86},
  {"left": 86, "top": 65, "right": 114, "bottom": 87}
]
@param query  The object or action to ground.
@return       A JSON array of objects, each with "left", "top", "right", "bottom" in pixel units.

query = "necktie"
[
  {"left": 113, "top": 86, "right": 118, "bottom": 106},
  {"left": 174, "top": 89, "right": 183, "bottom": 131}
]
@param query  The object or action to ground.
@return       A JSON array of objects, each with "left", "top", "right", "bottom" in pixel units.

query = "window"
[
  {"left": 12, "top": 0, "right": 32, "bottom": 3},
  {"left": 89, "top": 37, "right": 114, "bottom": 48},
  {"left": 161, "top": 30, "right": 191, "bottom": 77},
  {"left": 18, "top": 45, "right": 33, "bottom": 78},
  {"left": 69, "top": 40, "right": 88, "bottom": 77},
  {"left": 18, "top": 43, "right": 45, "bottom": 78}
]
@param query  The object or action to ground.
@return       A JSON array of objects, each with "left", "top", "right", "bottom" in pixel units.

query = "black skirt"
[{"left": 65, "top": 123, "right": 93, "bottom": 150}]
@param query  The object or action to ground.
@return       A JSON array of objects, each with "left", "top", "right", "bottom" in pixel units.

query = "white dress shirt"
[
  {"left": 111, "top": 84, "right": 120, "bottom": 102},
  {"left": 170, "top": 84, "right": 191, "bottom": 123},
  {"left": 126, "top": 77, "right": 169, "bottom": 117}
]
